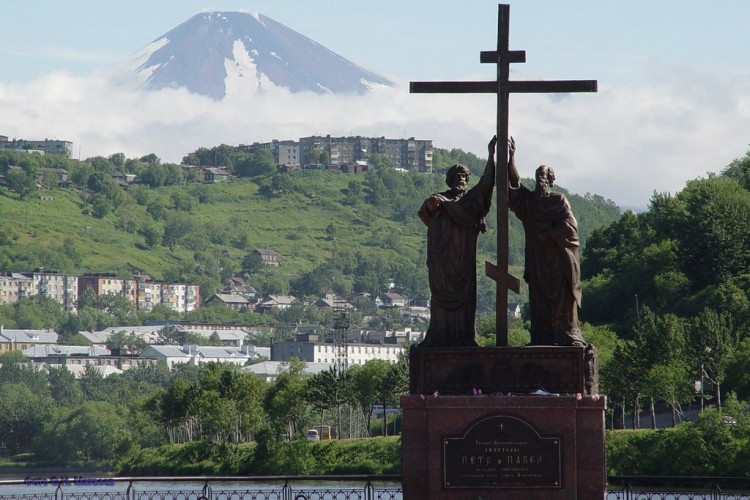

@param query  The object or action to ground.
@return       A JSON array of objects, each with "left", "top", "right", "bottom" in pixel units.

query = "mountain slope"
[{"left": 112, "top": 11, "right": 392, "bottom": 99}]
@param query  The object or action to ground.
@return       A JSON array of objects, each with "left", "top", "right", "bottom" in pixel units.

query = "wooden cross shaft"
[{"left": 411, "top": 4, "right": 597, "bottom": 346}]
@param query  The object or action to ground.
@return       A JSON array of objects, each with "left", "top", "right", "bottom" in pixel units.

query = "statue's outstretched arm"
[{"left": 508, "top": 136, "right": 521, "bottom": 189}]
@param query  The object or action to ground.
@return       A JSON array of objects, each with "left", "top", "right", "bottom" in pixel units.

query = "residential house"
[
  {"left": 204, "top": 293, "right": 250, "bottom": 311},
  {"left": 35, "top": 167, "right": 69, "bottom": 187},
  {"left": 204, "top": 167, "right": 230, "bottom": 183},
  {"left": 253, "top": 248, "right": 279, "bottom": 266},
  {"left": 256, "top": 294, "right": 296, "bottom": 313},
  {"left": 111, "top": 170, "right": 136, "bottom": 189},
  {"left": 224, "top": 275, "right": 258, "bottom": 298},
  {"left": 375, "top": 291, "right": 407, "bottom": 309}
]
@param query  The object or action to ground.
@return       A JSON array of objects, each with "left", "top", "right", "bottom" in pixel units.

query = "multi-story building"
[
  {"left": 298, "top": 135, "right": 433, "bottom": 172},
  {"left": 238, "top": 140, "right": 300, "bottom": 166},
  {"left": 136, "top": 280, "right": 201, "bottom": 313},
  {"left": 79, "top": 273, "right": 138, "bottom": 304},
  {"left": 0, "top": 269, "right": 78, "bottom": 310},
  {"left": 78, "top": 273, "right": 200, "bottom": 313},
  {"left": 30, "top": 269, "right": 79, "bottom": 313},
  {"left": 0, "top": 135, "right": 73, "bottom": 157},
  {"left": 0, "top": 271, "right": 34, "bottom": 305}
]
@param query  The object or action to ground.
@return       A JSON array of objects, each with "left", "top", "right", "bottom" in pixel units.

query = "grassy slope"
[
  {"left": 0, "top": 170, "right": 618, "bottom": 295},
  {"left": 0, "top": 172, "right": 423, "bottom": 279}
]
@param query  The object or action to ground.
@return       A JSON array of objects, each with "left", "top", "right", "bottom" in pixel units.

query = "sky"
[{"left": 1, "top": 1, "right": 750, "bottom": 211}]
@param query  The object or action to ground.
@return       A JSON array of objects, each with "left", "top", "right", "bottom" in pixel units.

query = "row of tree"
[{"left": 0, "top": 352, "right": 408, "bottom": 465}]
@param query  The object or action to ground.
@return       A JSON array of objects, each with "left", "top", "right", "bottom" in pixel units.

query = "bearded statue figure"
[
  {"left": 417, "top": 136, "right": 497, "bottom": 347},
  {"left": 507, "top": 137, "right": 585, "bottom": 346}
]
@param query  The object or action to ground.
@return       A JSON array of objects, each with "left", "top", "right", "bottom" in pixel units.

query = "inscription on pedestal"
[{"left": 443, "top": 414, "right": 561, "bottom": 489}]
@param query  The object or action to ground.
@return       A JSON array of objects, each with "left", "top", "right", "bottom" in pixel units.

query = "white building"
[
  {"left": 140, "top": 344, "right": 264, "bottom": 370},
  {"left": 271, "top": 334, "right": 404, "bottom": 367}
]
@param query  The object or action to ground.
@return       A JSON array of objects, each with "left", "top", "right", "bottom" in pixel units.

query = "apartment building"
[
  {"left": 0, "top": 135, "right": 73, "bottom": 156},
  {"left": 298, "top": 135, "right": 433, "bottom": 172},
  {"left": 238, "top": 140, "right": 300, "bottom": 166}
]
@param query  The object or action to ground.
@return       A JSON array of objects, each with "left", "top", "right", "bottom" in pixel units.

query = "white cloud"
[{"left": 1, "top": 65, "right": 748, "bottom": 211}]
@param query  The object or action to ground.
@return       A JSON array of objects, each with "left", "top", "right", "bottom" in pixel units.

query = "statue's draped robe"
[
  {"left": 418, "top": 173, "right": 493, "bottom": 347},
  {"left": 509, "top": 184, "right": 585, "bottom": 346}
]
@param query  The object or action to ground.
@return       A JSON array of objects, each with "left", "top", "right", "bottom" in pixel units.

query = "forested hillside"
[
  {"left": 582, "top": 147, "right": 750, "bottom": 429},
  {"left": 0, "top": 145, "right": 620, "bottom": 323}
]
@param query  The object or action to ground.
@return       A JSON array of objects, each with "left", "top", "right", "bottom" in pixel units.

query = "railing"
[
  {"left": 0, "top": 475, "right": 403, "bottom": 500},
  {"left": 2, "top": 475, "right": 750, "bottom": 500},
  {"left": 607, "top": 476, "right": 750, "bottom": 500}
]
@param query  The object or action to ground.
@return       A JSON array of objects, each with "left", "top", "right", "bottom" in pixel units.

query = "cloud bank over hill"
[{"left": 1, "top": 64, "right": 749, "bottom": 211}]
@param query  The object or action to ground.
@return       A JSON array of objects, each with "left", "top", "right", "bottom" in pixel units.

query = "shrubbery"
[
  {"left": 607, "top": 397, "right": 750, "bottom": 476},
  {"left": 116, "top": 436, "right": 401, "bottom": 476}
]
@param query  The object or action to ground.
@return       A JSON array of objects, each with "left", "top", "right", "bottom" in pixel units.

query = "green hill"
[{"left": 0, "top": 149, "right": 620, "bottom": 311}]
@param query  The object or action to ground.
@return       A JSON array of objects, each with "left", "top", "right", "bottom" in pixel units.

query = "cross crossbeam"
[{"left": 411, "top": 4, "right": 597, "bottom": 346}]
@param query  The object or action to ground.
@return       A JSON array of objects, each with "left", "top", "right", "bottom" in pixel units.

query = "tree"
[
  {"left": 378, "top": 357, "right": 408, "bottom": 436},
  {"left": 242, "top": 251, "right": 264, "bottom": 275},
  {"left": 235, "top": 149, "right": 276, "bottom": 177},
  {"left": 263, "top": 359, "right": 310, "bottom": 439},
  {"left": 687, "top": 308, "right": 737, "bottom": 409},
  {"left": 305, "top": 366, "right": 353, "bottom": 439},
  {"left": 0, "top": 383, "right": 52, "bottom": 454},
  {"left": 36, "top": 401, "right": 132, "bottom": 463},
  {"left": 106, "top": 330, "right": 149, "bottom": 354},
  {"left": 673, "top": 177, "right": 750, "bottom": 290},
  {"left": 6, "top": 169, "right": 36, "bottom": 199},
  {"left": 162, "top": 213, "right": 194, "bottom": 251},
  {"left": 722, "top": 147, "right": 750, "bottom": 191},
  {"left": 47, "top": 366, "right": 84, "bottom": 406},
  {"left": 79, "top": 365, "right": 108, "bottom": 401},
  {"left": 154, "top": 325, "right": 182, "bottom": 345},
  {"left": 630, "top": 308, "right": 688, "bottom": 428},
  {"left": 350, "top": 360, "right": 391, "bottom": 436}
]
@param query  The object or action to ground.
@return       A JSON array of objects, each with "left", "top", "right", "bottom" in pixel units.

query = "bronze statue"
[
  {"left": 508, "top": 137, "right": 585, "bottom": 346},
  {"left": 417, "top": 136, "right": 497, "bottom": 347}
]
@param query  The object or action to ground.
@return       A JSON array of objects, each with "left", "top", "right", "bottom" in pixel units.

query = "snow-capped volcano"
[{"left": 112, "top": 11, "right": 392, "bottom": 100}]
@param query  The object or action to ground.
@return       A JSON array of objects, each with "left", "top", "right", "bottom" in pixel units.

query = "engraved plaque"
[{"left": 443, "top": 414, "right": 562, "bottom": 489}]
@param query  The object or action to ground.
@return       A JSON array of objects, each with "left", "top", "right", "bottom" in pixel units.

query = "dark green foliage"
[{"left": 607, "top": 398, "right": 750, "bottom": 476}]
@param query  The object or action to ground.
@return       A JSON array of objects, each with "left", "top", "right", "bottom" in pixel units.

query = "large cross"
[{"left": 411, "top": 4, "right": 597, "bottom": 346}]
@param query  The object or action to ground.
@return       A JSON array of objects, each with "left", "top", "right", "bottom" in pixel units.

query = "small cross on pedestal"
[{"left": 411, "top": 3, "right": 597, "bottom": 347}]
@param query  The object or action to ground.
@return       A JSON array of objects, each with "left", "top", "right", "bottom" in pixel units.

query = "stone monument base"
[{"left": 400, "top": 394, "right": 606, "bottom": 499}]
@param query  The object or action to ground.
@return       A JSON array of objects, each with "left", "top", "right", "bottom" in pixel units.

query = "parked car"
[{"left": 306, "top": 429, "right": 320, "bottom": 441}]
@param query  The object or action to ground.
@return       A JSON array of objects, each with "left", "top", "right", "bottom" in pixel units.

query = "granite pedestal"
[{"left": 402, "top": 346, "right": 605, "bottom": 499}]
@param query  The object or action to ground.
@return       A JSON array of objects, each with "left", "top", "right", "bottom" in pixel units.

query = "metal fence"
[
  {"left": 0, "top": 475, "right": 402, "bottom": 500},
  {"left": 2, "top": 475, "right": 750, "bottom": 500},
  {"left": 606, "top": 476, "right": 750, "bottom": 500}
]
